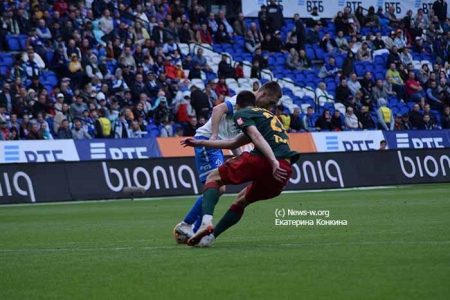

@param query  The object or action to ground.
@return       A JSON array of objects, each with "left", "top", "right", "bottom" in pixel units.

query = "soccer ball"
[{"left": 173, "top": 223, "right": 190, "bottom": 244}]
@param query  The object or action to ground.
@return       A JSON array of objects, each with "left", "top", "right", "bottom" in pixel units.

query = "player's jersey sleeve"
[
  {"left": 234, "top": 109, "right": 256, "bottom": 131},
  {"left": 195, "top": 96, "right": 238, "bottom": 140},
  {"left": 225, "top": 96, "right": 237, "bottom": 117}
]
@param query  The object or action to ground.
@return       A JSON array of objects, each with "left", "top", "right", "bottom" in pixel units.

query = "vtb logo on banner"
[
  {"left": 2, "top": 144, "right": 65, "bottom": 162},
  {"left": 325, "top": 135, "right": 376, "bottom": 151},
  {"left": 395, "top": 133, "right": 444, "bottom": 149},
  {"left": 90, "top": 143, "right": 148, "bottom": 160}
]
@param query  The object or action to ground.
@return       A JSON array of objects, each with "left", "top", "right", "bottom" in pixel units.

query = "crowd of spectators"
[
  {"left": 0, "top": 0, "right": 450, "bottom": 141},
  {"left": 285, "top": 0, "right": 450, "bottom": 132}
]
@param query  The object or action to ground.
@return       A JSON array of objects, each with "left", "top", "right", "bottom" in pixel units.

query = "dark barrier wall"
[{"left": 1, "top": 149, "right": 449, "bottom": 204}]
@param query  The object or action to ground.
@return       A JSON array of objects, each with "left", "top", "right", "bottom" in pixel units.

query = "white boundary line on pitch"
[
  {"left": 0, "top": 184, "right": 443, "bottom": 208},
  {"left": 0, "top": 240, "right": 449, "bottom": 253}
]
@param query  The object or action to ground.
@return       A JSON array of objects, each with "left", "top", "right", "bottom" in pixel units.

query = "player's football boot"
[
  {"left": 187, "top": 221, "right": 214, "bottom": 246},
  {"left": 198, "top": 234, "right": 215, "bottom": 248}
]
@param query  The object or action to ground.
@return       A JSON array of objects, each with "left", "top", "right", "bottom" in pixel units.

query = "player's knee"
[
  {"left": 233, "top": 193, "right": 250, "bottom": 208},
  {"left": 219, "top": 185, "right": 226, "bottom": 195},
  {"left": 205, "top": 170, "right": 223, "bottom": 186}
]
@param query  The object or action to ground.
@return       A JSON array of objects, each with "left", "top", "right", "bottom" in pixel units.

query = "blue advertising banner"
[
  {"left": 0, "top": 140, "right": 79, "bottom": 163},
  {"left": 312, "top": 131, "right": 385, "bottom": 152},
  {"left": 2, "top": 131, "right": 450, "bottom": 164},
  {"left": 74, "top": 139, "right": 162, "bottom": 161},
  {"left": 383, "top": 131, "right": 450, "bottom": 150},
  {"left": 242, "top": 0, "right": 437, "bottom": 18}
]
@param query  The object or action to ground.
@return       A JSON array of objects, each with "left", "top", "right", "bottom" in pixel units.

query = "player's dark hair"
[
  {"left": 259, "top": 81, "right": 282, "bottom": 102},
  {"left": 236, "top": 91, "right": 256, "bottom": 108}
]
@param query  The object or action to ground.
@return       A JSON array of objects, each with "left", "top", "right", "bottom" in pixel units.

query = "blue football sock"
[
  {"left": 182, "top": 195, "right": 203, "bottom": 225},
  {"left": 193, "top": 217, "right": 202, "bottom": 233}
]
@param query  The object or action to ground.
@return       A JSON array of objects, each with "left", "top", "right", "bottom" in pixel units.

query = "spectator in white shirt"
[
  {"left": 217, "top": 10, "right": 234, "bottom": 36},
  {"left": 356, "top": 42, "right": 372, "bottom": 62},
  {"left": 129, "top": 120, "right": 145, "bottom": 138},
  {"left": 207, "top": 12, "right": 218, "bottom": 33},
  {"left": 344, "top": 106, "right": 362, "bottom": 130},
  {"left": 99, "top": 9, "right": 114, "bottom": 41},
  {"left": 119, "top": 46, "right": 137, "bottom": 70},
  {"left": 36, "top": 19, "right": 52, "bottom": 42},
  {"left": 335, "top": 30, "right": 350, "bottom": 53},
  {"left": 400, "top": 48, "right": 413, "bottom": 67},
  {"left": 315, "top": 82, "right": 334, "bottom": 106},
  {"left": 22, "top": 47, "right": 46, "bottom": 69},
  {"left": 85, "top": 56, "right": 103, "bottom": 80},
  {"left": 393, "top": 29, "right": 407, "bottom": 49},
  {"left": 414, "top": 8, "right": 429, "bottom": 26},
  {"left": 347, "top": 73, "right": 362, "bottom": 95},
  {"left": 135, "top": 4, "right": 149, "bottom": 24},
  {"left": 72, "top": 119, "right": 92, "bottom": 140}
]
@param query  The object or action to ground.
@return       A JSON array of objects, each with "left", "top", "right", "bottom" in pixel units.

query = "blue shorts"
[{"left": 194, "top": 136, "right": 224, "bottom": 183}]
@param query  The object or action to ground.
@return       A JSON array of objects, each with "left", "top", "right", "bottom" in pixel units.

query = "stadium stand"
[{"left": 0, "top": 0, "right": 449, "bottom": 141}]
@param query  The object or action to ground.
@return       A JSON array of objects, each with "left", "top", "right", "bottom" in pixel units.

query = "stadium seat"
[
  {"left": 388, "top": 97, "right": 399, "bottom": 107},
  {"left": 375, "top": 72, "right": 385, "bottom": 81},
  {"left": 306, "top": 81, "right": 316, "bottom": 89},
  {"left": 314, "top": 48, "right": 326, "bottom": 61},
  {"left": 305, "top": 47, "right": 315, "bottom": 60},
  {"left": 300, "top": 104, "right": 312, "bottom": 113},
  {"left": 276, "top": 56, "right": 285, "bottom": 66},
  {"left": 335, "top": 55, "right": 344, "bottom": 69},
  {"left": 374, "top": 55, "right": 385, "bottom": 66},
  {"left": 45, "top": 74, "right": 58, "bottom": 86},
  {"left": 18, "top": 35, "right": 27, "bottom": 50},
  {"left": 434, "top": 111, "right": 442, "bottom": 125},
  {"left": 0, "top": 52, "right": 13, "bottom": 60},
  {"left": 354, "top": 63, "right": 365, "bottom": 76},
  {"left": 371, "top": 115, "right": 379, "bottom": 127},
  {"left": 242, "top": 62, "right": 251, "bottom": 77},
  {"left": 226, "top": 78, "right": 237, "bottom": 86},
  {"left": 6, "top": 35, "right": 20, "bottom": 51},
  {"left": 391, "top": 107, "right": 399, "bottom": 115},
  {"left": 46, "top": 51, "right": 54, "bottom": 63},
  {"left": 179, "top": 43, "right": 189, "bottom": 56},
  {"left": 0, "top": 65, "right": 9, "bottom": 76},
  {"left": 237, "top": 78, "right": 249, "bottom": 86},
  {"left": 303, "top": 96, "right": 315, "bottom": 106}
]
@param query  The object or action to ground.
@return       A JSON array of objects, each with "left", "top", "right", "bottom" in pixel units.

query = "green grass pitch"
[{"left": 0, "top": 184, "right": 449, "bottom": 300}]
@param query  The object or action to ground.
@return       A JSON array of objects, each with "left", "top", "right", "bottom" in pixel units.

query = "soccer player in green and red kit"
[{"left": 181, "top": 83, "right": 300, "bottom": 247}]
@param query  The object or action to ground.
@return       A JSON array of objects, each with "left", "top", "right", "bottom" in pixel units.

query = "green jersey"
[{"left": 234, "top": 107, "right": 299, "bottom": 163}]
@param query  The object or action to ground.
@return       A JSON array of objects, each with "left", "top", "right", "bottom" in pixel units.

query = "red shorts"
[{"left": 218, "top": 152, "right": 292, "bottom": 203}]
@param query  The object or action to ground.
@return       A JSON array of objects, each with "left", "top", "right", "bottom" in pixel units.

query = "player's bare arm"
[
  {"left": 181, "top": 133, "right": 249, "bottom": 149},
  {"left": 210, "top": 102, "right": 229, "bottom": 140},
  {"left": 245, "top": 126, "right": 287, "bottom": 182}
]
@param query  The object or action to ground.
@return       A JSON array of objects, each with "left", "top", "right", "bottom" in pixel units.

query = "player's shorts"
[
  {"left": 218, "top": 152, "right": 292, "bottom": 203},
  {"left": 194, "top": 136, "right": 224, "bottom": 184}
]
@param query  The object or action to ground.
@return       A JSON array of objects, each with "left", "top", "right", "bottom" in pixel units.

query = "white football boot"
[{"left": 198, "top": 234, "right": 215, "bottom": 248}]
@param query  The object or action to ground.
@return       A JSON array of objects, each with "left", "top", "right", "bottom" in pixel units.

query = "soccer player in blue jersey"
[{"left": 173, "top": 94, "right": 242, "bottom": 242}]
